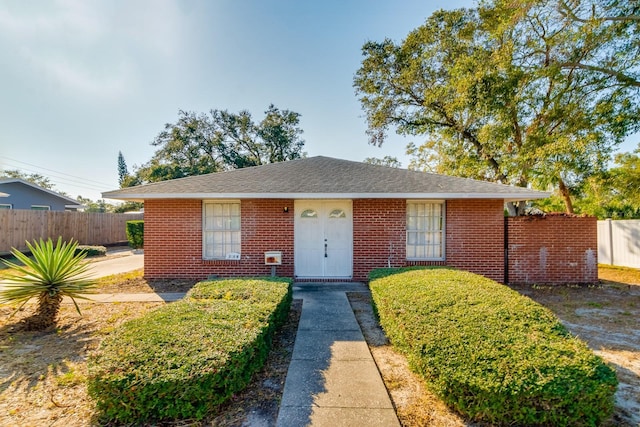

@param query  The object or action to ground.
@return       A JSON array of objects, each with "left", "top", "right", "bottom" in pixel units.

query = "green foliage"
[
  {"left": 369, "top": 268, "right": 617, "bottom": 426},
  {"left": 74, "top": 245, "right": 107, "bottom": 257},
  {"left": 354, "top": 1, "right": 640, "bottom": 214},
  {"left": 112, "top": 201, "right": 143, "bottom": 213},
  {"left": 0, "top": 237, "right": 97, "bottom": 329},
  {"left": 363, "top": 155, "right": 401, "bottom": 168},
  {"left": 117, "top": 151, "right": 129, "bottom": 187},
  {"left": 125, "top": 220, "right": 144, "bottom": 249},
  {"left": 133, "top": 104, "right": 305, "bottom": 183},
  {"left": 1, "top": 169, "right": 55, "bottom": 190},
  {"left": 535, "top": 144, "right": 640, "bottom": 218},
  {"left": 88, "top": 278, "right": 292, "bottom": 423}
]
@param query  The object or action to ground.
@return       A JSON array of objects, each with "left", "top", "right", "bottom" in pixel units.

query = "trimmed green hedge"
[
  {"left": 125, "top": 220, "right": 144, "bottom": 249},
  {"left": 88, "top": 277, "right": 292, "bottom": 423},
  {"left": 74, "top": 245, "right": 107, "bottom": 257},
  {"left": 369, "top": 268, "right": 617, "bottom": 426}
]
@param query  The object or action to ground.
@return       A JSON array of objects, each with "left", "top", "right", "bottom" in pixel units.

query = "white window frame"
[
  {"left": 202, "top": 200, "right": 241, "bottom": 260},
  {"left": 0, "top": 204, "right": 12, "bottom": 209},
  {"left": 30, "top": 205, "right": 50, "bottom": 210},
  {"left": 406, "top": 200, "right": 445, "bottom": 261}
]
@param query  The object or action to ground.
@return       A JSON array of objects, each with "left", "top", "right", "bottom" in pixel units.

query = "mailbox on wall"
[{"left": 264, "top": 251, "right": 282, "bottom": 265}]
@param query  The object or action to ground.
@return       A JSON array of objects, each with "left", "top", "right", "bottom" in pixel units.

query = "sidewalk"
[{"left": 276, "top": 283, "right": 399, "bottom": 427}]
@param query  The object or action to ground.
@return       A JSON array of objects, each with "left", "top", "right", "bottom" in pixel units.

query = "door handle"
[{"left": 324, "top": 241, "right": 328, "bottom": 257}]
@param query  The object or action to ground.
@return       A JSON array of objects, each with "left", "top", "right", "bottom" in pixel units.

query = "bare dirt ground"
[
  {"left": 0, "top": 301, "right": 164, "bottom": 426},
  {"left": 0, "top": 271, "right": 301, "bottom": 426}
]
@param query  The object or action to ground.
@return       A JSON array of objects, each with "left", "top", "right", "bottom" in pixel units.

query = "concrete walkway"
[{"left": 276, "top": 283, "right": 399, "bottom": 427}]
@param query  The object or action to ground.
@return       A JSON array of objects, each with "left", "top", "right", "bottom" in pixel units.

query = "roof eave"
[
  {"left": 1, "top": 179, "right": 80, "bottom": 204},
  {"left": 102, "top": 191, "right": 551, "bottom": 202}
]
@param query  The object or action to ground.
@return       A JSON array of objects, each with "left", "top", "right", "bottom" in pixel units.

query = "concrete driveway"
[{"left": 86, "top": 249, "right": 144, "bottom": 278}]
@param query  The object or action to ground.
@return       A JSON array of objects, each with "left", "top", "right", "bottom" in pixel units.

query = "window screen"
[
  {"left": 203, "top": 201, "right": 241, "bottom": 259},
  {"left": 406, "top": 201, "right": 444, "bottom": 260}
]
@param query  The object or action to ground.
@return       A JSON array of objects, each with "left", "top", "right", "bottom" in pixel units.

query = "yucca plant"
[{"left": 0, "top": 237, "right": 97, "bottom": 331}]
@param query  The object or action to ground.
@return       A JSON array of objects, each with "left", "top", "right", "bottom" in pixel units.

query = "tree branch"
[
  {"left": 559, "top": 62, "right": 640, "bottom": 87},
  {"left": 558, "top": 0, "right": 640, "bottom": 23}
]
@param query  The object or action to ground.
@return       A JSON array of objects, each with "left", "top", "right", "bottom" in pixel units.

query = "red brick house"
[{"left": 104, "top": 156, "right": 549, "bottom": 282}]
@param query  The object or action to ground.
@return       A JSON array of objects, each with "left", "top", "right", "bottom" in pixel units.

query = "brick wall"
[
  {"left": 352, "top": 199, "right": 406, "bottom": 280},
  {"left": 507, "top": 215, "right": 598, "bottom": 284},
  {"left": 144, "top": 198, "right": 507, "bottom": 281},
  {"left": 445, "top": 199, "right": 505, "bottom": 282},
  {"left": 352, "top": 199, "right": 505, "bottom": 282},
  {"left": 144, "top": 199, "right": 294, "bottom": 279}
]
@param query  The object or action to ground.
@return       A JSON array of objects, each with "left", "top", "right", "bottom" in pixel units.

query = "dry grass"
[
  {"left": 0, "top": 301, "right": 163, "bottom": 426},
  {"left": 599, "top": 264, "right": 640, "bottom": 286},
  {"left": 95, "top": 269, "right": 196, "bottom": 294}
]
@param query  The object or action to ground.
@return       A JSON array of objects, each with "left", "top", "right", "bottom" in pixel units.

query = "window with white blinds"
[
  {"left": 406, "top": 201, "right": 445, "bottom": 260},
  {"left": 203, "top": 201, "right": 241, "bottom": 259}
]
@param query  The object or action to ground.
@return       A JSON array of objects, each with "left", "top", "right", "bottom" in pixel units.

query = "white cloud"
[
  {"left": 0, "top": 0, "right": 187, "bottom": 100},
  {"left": 0, "top": 0, "right": 105, "bottom": 44},
  {"left": 20, "top": 49, "right": 133, "bottom": 99}
]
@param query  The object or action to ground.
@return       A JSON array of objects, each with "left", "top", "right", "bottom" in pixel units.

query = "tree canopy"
[
  {"left": 363, "top": 155, "right": 402, "bottom": 168},
  {"left": 1, "top": 169, "right": 55, "bottom": 190},
  {"left": 536, "top": 142, "right": 640, "bottom": 218},
  {"left": 117, "top": 151, "right": 129, "bottom": 187},
  {"left": 354, "top": 0, "right": 640, "bottom": 214},
  {"left": 132, "top": 104, "right": 305, "bottom": 184}
]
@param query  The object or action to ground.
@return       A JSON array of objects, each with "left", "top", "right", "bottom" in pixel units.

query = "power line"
[
  {"left": 0, "top": 164, "right": 110, "bottom": 192},
  {"left": 0, "top": 156, "right": 114, "bottom": 188}
]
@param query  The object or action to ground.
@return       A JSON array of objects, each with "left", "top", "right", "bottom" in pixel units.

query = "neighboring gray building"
[{"left": 0, "top": 179, "right": 83, "bottom": 211}]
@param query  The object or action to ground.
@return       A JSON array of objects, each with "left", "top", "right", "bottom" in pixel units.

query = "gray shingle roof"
[
  {"left": 0, "top": 178, "right": 83, "bottom": 206},
  {"left": 102, "top": 156, "right": 549, "bottom": 201}
]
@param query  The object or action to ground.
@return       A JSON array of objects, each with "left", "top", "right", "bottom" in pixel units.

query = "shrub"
[
  {"left": 0, "top": 238, "right": 96, "bottom": 330},
  {"left": 74, "top": 245, "right": 107, "bottom": 257},
  {"left": 125, "top": 220, "right": 144, "bottom": 249},
  {"left": 369, "top": 268, "right": 618, "bottom": 426},
  {"left": 88, "top": 277, "right": 292, "bottom": 423}
]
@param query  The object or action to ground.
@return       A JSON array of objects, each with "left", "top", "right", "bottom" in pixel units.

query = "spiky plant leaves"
[{"left": 0, "top": 237, "right": 97, "bottom": 330}]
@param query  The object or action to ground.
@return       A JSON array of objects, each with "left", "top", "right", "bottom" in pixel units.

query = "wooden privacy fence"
[
  {"left": 0, "top": 210, "right": 143, "bottom": 254},
  {"left": 597, "top": 219, "right": 640, "bottom": 269}
]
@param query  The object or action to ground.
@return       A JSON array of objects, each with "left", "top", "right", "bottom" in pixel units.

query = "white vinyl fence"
[{"left": 597, "top": 219, "right": 640, "bottom": 269}]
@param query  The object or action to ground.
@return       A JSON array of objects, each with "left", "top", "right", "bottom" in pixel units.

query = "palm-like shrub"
[{"left": 0, "top": 237, "right": 97, "bottom": 330}]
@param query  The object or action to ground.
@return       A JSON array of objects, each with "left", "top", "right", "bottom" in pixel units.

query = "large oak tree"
[
  {"left": 354, "top": 0, "right": 640, "bottom": 214},
  {"left": 133, "top": 104, "right": 305, "bottom": 183}
]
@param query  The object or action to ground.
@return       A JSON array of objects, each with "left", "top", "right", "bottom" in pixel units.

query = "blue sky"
[{"left": 0, "top": 0, "right": 637, "bottom": 201}]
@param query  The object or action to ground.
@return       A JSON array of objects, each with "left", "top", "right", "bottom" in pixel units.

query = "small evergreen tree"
[{"left": 117, "top": 151, "right": 129, "bottom": 187}]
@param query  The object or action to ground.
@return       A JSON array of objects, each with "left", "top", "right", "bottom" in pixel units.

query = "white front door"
[{"left": 294, "top": 200, "right": 353, "bottom": 279}]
